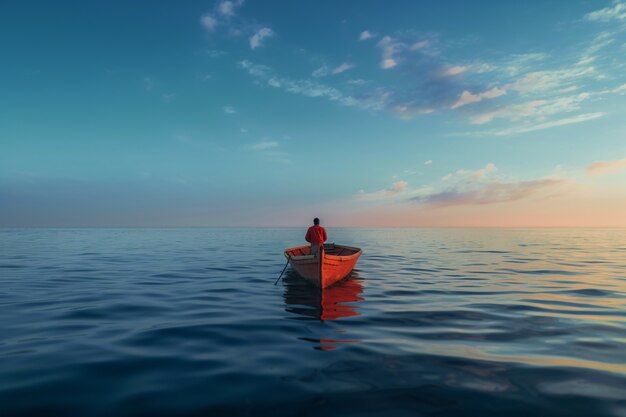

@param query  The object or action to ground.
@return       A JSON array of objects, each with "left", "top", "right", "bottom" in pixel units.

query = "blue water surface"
[{"left": 1, "top": 228, "right": 626, "bottom": 416}]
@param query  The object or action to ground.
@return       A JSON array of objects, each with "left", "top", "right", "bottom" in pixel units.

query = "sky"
[{"left": 1, "top": 0, "right": 626, "bottom": 227}]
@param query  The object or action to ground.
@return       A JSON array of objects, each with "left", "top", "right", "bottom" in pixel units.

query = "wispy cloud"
[
  {"left": 223, "top": 106, "right": 237, "bottom": 114},
  {"left": 500, "top": 53, "right": 549, "bottom": 76},
  {"left": 238, "top": 60, "right": 271, "bottom": 77},
  {"left": 505, "top": 67, "right": 594, "bottom": 95},
  {"left": 332, "top": 62, "right": 355, "bottom": 75},
  {"left": 357, "top": 164, "right": 569, "bottom": 211},
  {"left": 469, "top": 92, "right": 593, "bottom": 125},
  {"left": 249, "top": 27, "right": 274, "bottom": 49},
  {"left": 202, "top": 0, "right": 244, "bottom": 28},
  {"left": 312, "top": 66, "right": 329, "bottom": 78},
  {"left": 469, "top": 100, "right": 545, "bottom": 124},
  {"left": 357, "top": 180, "right": 430, "bottom": 201},
  {"left": 440, "top": 164, "right": 496, "bottom": 182},
  {"left": 239, "top": 4, "right": 623, "bottom": 127},
  {"left": 411, "top": 178, "right": 567, "bottom": 208},
  {"left": 347, "top": 79, "right": 369, "bottom": 85},
  {"left": 312, "top": 62, "right": 355, "bottom": 78},
  {"left": 410, "top": 40, "right": 429, "bottom": 50},
  {"left": 359, "top": 30, "right": 375, "bottom": 41},
  {"left": 377, "top": 36, "right": 405, "bottom": 69},
  {"left": 266, "top": 77, "right": 360, "bottom": 106},
  {"left": 472, "top": 163, "right": 497, "bottom": 180},
  {"left": 471, "top": 112, "right": 606, "bottom": 136},
  {"left": 389, "top": 180, "right": 407, "bottom": 193},
  {"left": 578, "top": 31, "right": 616, "bottom": 66},
  {"left": 586, "top": 157, "right": 626, "bottom": 175},
  {"left": 442, "top": 65, "right": 467, "bottom": 76},
  {"left": 200, "top": 1, "right": 273, "bottom": 51},
  {"left": 613, "top": 83, "right": 626, "bottom": 93},
  {"left": 451, "top": 87, "right": 506, "bottom": 109},
  {"left": 238, "top": 60, "right": 387, "bottom": 110},
  {"left": 381, "top": 59, "right": 397, "bottom": 69},
  {"left": 585, "top": 1, "right": 626, "bottom": 22},
  {"left": 218, "top": 0, "right": 240, "bottom": 17},
  {"left": 362, "top": 4, "right": 621, "bottom": 124},
  {"left": 200, "top": 14, "right": 218, "bottom": 31},
  {"left": 424, "top": 160, "right": 433, "bottom": 165}
]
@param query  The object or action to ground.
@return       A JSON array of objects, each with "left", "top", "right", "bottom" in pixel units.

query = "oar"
[{"left": 274, "top": 256, "right": 291, "bottom": 285}]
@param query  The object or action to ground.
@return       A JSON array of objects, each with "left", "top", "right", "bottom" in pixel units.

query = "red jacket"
[{"left": 305, "top": 225, "right": 327, "bottom": 246}]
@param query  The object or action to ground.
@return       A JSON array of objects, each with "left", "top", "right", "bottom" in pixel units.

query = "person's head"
[{"left": 313, "top": 218, "right": 320, "bottom": 225}]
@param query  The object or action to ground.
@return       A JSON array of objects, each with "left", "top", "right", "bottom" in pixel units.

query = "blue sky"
[{"left": 2, "top": 0, "right": 626, "bottom": 227}]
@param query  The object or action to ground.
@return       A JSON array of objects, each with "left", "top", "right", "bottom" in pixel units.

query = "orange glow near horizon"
[{"left": 324, "top": 189, "right": 626, "bottom": 228}]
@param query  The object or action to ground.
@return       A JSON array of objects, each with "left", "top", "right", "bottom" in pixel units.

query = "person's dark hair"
[{"left": 313, "top": 218, "right": 320, "bottom": 225}]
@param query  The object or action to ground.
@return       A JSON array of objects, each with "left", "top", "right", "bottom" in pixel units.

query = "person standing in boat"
[{"left": 305, "top": 218, "right": 327, "bottom": 257}]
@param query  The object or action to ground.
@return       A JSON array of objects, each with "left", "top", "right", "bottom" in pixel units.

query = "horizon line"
[{"left": 2, "top": 226, "right": 626, "bottom": 230}]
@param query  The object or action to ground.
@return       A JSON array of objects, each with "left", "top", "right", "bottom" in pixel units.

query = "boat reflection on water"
[
  {"left": 283, "top": 271, "right": 364, "bottom": 321},
  {"left": 282, "top": 271, "right": 364, "bottom": 350}
]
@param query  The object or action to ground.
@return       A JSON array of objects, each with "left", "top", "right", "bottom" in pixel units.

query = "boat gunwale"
[{"left": 285, "top": 244, "right": 362, "bottom": 262}]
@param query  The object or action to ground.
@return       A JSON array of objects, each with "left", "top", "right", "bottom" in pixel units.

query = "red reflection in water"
[
  {"left": 284, "top": 275, "right": 365, "bottom": 350},
  {"left": 284, "top": 275, "right": 364, "bottom": 321},
  {"left": 319, "top": 278, "right": 364, "bottom": 321}
]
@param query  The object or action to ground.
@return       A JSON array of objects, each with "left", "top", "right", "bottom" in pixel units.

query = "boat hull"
[{"left": 284, "top": 244, "right": 362, "bottom": 288}]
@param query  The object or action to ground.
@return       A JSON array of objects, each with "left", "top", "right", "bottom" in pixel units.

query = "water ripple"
[{"left": 1, "top": 228, "right": 625, "bottom": 416}]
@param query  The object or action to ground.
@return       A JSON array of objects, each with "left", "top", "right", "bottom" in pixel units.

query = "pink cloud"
[
  {"left": 472, "top": 163, "right": 497, "bottom": 180},
  {"left": 586, "top": 158, "right": 626, "bottom": 176},
  {"left": 358, "top": 180, "right": 409, "bottom": 200}
]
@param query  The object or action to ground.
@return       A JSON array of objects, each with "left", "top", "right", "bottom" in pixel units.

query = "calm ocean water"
[{"left": 1, "top": 228, "right": 625, "bottom": 416}]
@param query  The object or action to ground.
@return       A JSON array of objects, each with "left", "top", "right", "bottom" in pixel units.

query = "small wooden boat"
[{"left": 284, "top": 243, "right": 362, "bottom": 288}]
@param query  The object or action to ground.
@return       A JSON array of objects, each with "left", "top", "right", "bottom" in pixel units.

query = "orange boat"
[{"left": 284, "top": 244, "right": 362, "bottom": 288}]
